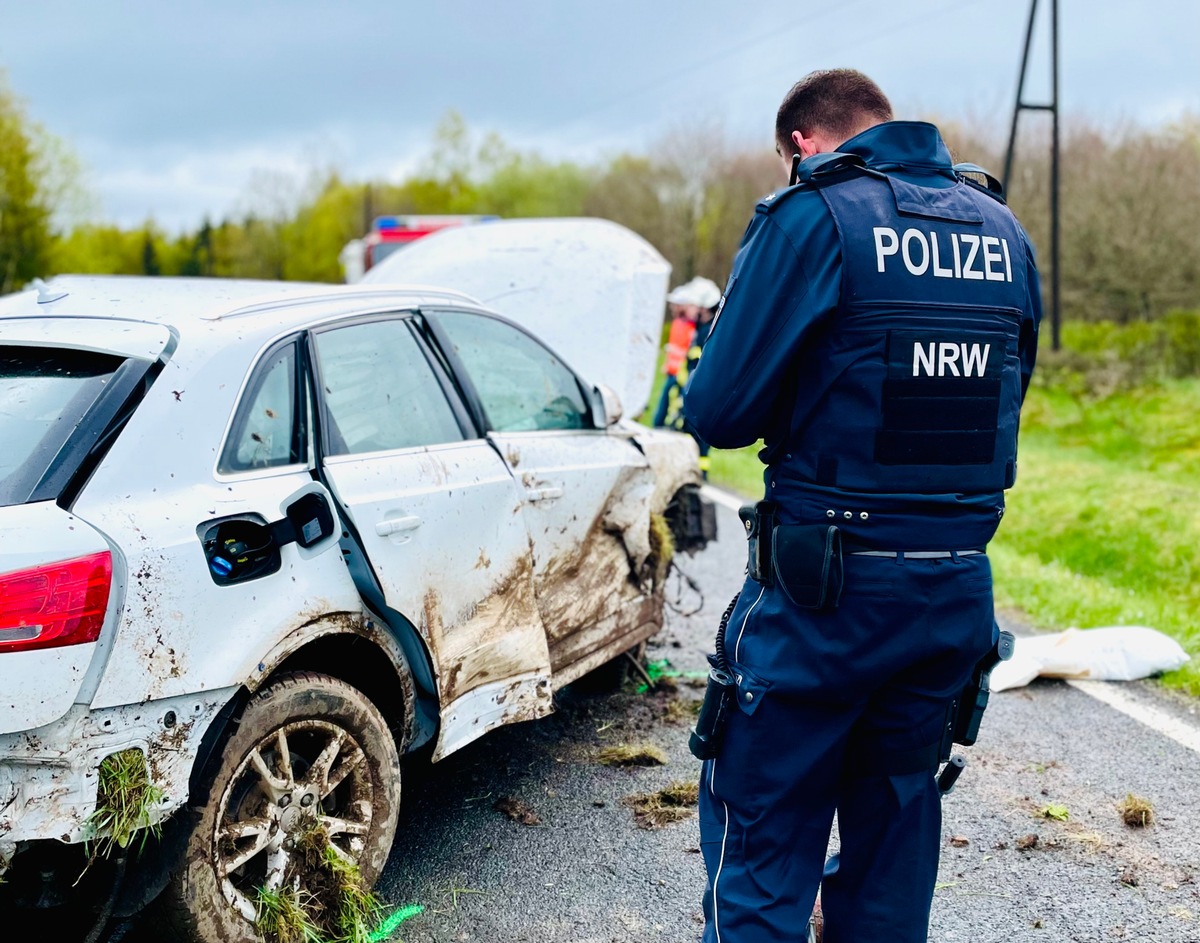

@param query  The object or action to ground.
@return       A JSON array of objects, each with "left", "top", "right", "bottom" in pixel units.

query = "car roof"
[{"left": 2, "top": 275, "right": 481, "bottom": 335}]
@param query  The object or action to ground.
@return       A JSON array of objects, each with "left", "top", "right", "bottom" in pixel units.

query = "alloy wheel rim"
[{"left": 212, "top": 719, "right": 374, "bottom": 922}]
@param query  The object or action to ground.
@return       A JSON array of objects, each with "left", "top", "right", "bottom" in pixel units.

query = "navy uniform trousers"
[{"left": 699, "top": 549, "right": 996, "bottom": 942}]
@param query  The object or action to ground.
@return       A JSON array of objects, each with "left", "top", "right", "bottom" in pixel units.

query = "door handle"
[
  {"left": 525, "top": 486, "right": 564, "bottom": 503},
  {"left": 375, "top": 516, "right": 423, "bottom": 536}
]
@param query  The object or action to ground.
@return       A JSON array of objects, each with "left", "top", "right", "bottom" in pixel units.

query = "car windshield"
[{"left": 0, "top": 346, "right": 123, "bottom": 507}]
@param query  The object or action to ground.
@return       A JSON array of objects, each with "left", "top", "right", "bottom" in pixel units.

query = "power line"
[
  {"left": 547, "top": 0, "right": 993, "bottom": 150},
  {"left": 694, "top": 0, "right": 991, "bottom": 114},
  {"left": 528, "top": 0, "right": 874, "bottom": 138}
]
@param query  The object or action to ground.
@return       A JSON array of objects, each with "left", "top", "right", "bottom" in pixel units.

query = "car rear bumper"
[{"left": 0, "top": 687, "right": 236, "bottom": 874}]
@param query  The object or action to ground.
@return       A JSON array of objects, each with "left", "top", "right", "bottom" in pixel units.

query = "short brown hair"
[{"left": 775, "top": 69, "right": 893, "bottom": 155}]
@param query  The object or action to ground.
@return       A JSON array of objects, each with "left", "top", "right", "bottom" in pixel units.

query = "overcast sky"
[{"left": 3, "top": 0, "right": 1197, "bottom": 232}]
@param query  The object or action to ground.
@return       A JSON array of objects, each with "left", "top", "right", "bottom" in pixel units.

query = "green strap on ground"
[
  {"left": 369, "top": 904, "right": 423, "bottom": 942},
  {"left": 637, "top": 659, "right": 708, "bottom": 693}
]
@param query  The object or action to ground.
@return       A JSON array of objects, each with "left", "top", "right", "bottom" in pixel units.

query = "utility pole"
[{"left": 1003, "top": 0, "right": 1061, "bottom": 351}]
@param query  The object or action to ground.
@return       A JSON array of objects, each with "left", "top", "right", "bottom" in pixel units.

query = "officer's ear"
[{"left": 792, "top": 130, "right": 820, "bottom": 159}]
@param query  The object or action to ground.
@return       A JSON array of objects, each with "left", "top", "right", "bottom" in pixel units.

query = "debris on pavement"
[
  {"left": 596, "top": 743, "right": 668, "bottom": 767},
  {"left": 624, "top": 781, "right": 700, "bottom": 829},
  {"left": 368, "top": 904, "right": 424, "bottom": 942},
  {"left": 991, "top": 626, "right": 1190, "bottom": 691},
  {"left": 663, "top": 697, "right": 702, "bottom": 725},
  {"left": 1016, "top": 834, "right": 1040, "bottom": 851},
  {"left": 635, "top": 658, "right": 707, "bottom": 694},
  {"left": 1039, "top": 803, "right": 1070, "bottom": 822},
  {"left": 493, "top": 797, "right": 541, "bottom": 826},
  {"left": 1118, "top": 793, "right": 1155, "bottom": 827}
]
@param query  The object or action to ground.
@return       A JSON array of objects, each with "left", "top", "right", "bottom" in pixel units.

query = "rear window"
[{"left": 0, "top": 346, "right": 123, "bottom": 507}]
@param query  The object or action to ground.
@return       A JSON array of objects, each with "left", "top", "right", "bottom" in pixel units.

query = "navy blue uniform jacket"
[{"left": 684, "top": 121, "right": 1042, "bottom": 550}]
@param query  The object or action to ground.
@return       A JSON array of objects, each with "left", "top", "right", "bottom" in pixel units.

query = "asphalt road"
[{"left": 376, "top": 499, "right": 1200, "bottom": 943}]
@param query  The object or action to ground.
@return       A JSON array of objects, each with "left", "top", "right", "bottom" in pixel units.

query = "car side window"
[
  {"left": 220, "top": 342, "right": 303, "bottom": 473},
  {"left": 314, "top": 319, "right": 464, "bottom": 456},
  {"left": 434, "top": 311, "right": 589, "bottom": 432}
]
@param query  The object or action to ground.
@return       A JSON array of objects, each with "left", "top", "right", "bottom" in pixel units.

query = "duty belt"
[
  {"left": 849, "top": 549, "right": 983, "bottom": 559},
  {"left": 741, "top": 501, "right": 985, "bottom": 589}
]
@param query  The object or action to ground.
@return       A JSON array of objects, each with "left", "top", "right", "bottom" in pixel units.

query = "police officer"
[{"left": 684, "top": 69, "right": 1041, "bottom": 942}]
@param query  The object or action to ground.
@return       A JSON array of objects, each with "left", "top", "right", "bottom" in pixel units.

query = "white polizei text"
[{"left": 873, "top": 227, "right": 1012, "bottom": 282}]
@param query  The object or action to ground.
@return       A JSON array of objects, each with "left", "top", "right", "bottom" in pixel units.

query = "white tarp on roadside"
[
  {"left": 362, "top": 217, "right": 671, "bottom": 419},
  {"left": 992, "top": 626, "right": 1190, "bottom": 692}
]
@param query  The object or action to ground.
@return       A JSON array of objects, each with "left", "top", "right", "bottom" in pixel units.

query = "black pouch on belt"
[{"left": 771, "top": 524, "right": 844, "bottom": 609}]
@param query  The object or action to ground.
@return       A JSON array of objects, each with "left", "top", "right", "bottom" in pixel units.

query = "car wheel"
[{"left": 158, "top": 671, "right": 400, "bottom": 943}]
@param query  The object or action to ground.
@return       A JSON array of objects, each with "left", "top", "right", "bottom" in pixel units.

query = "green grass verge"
[
  {"left": 993, "top": 379, "right": 1199, "bottom": 694},
  {"left": 700, "top": 380, "right": 1200, "bottom": 695}
]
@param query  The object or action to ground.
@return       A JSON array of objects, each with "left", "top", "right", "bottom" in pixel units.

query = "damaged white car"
[{"left": 0, "top": 219, "right": 715, "bottom": 941}]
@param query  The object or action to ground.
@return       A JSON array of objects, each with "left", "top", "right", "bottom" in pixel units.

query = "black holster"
[
  {"left": 689, "top": 594, "right": 742, "bottom": 761},
  {"left": 689, "top": 658, "right": 735, "bottom": 761},
  {"left": 950, "top": 629, "right": 1016, "bottom": 747}
]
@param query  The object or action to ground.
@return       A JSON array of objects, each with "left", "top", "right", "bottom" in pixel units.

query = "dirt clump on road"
[
  {"left": 663, "top": 696, "right": 702, "bottom": 725},
  {"left": 493, "top": 796, "right": 542, "bottom": 826},
  {"left": 1117, "top": 793, "right": 1155, "bottom": 827},
  {"left": 596, "top": 743, "right": 668, "bottom": 767},
  {"left": 624, "top": 781, "right": 700, "bottom": 829}
]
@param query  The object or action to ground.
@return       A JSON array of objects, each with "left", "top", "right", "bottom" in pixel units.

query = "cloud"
[{"left": 3, "top": 0, "right": 1198, "bottom": 231}]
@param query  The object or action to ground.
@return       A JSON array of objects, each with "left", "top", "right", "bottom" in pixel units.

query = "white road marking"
[
  {"left": 700, "top": 483, "right": 1200, "bottom": 757},
  {"left": 1067, "top": 679, "right": 1200, "bottom": 756},
  {"left": 701, "top": 484, "right": 747, "bottom": 513}
]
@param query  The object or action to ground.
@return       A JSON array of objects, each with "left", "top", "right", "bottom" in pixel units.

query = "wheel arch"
[
  {"left": 248, "top": 612, "right": 438, "bottom": 755},
  {"left": 194, "top": 611, "right": 438, "bottom": 802}
]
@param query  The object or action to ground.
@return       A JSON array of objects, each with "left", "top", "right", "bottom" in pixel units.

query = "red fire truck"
[{"left": 340, "top": 215, "right": 498, "bottom": 282}]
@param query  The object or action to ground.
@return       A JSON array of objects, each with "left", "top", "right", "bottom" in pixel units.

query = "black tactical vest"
[{"left": 788, "top": 167, "right": 1028, "bottom": 495}]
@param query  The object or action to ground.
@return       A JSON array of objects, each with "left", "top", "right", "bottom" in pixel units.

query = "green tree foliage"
[
  {"left": 141, "top": 231, "right": 161, "bottom": 276},
  {"left": 52, "top": 225, "right": 147, "bottom": 275},
  {"left": 17, "top": 97, "right": 1200, "bottom": 338},
  {"left": 475, "top": 153, "right": 590, "bottom": 218},
  {"left": 585, "top": 154, "right": 698, "bottom": 278},
  {"left": 281, "top": 176, "right": 364, "bottom": 283},
  {"left": 0, "top": 75, "right": 53, "bottom": 293}
]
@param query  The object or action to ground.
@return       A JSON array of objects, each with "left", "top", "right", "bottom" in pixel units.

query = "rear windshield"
[{"left": 0, "top": 346, "right": 123, "bottom": 507}]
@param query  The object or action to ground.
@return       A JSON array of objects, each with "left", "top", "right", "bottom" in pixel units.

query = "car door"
[
  {"left": 308, "top": 314, "right": 552, "bottom": 756},
  {"left": 425, "top": 309, "right": 656, "bottom": 674}
]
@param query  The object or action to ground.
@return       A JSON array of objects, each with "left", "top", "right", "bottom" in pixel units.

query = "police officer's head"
[{"left": 775, "top": 69, "right": 893, "bottom": 175}]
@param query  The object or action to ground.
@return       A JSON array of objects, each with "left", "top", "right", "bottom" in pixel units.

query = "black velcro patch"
[{"left": 876, "top": 331, "right": 1001, "bottom": 466}]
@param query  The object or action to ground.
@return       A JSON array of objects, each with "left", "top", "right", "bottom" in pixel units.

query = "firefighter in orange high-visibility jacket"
[
  {"left": 651, "top": 282, "right": 700, "bottom": 428},
  {"left": 678, "top": 277, "right": 722, "bottom": 478}
]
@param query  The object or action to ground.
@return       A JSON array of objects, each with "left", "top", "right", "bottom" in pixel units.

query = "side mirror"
[{"left": 594, "top": 383, "right": 623, "bottom": 427}]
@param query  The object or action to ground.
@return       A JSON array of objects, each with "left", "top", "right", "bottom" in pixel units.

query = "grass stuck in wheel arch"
[
  {"left": 647, "top": 511, "right": 675, "bottom": 590},
  {"left": 84, "top": 748, "right": 165, "bottom": 857}
]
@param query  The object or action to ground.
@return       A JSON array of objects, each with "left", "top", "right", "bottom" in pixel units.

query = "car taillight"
[{"left": 0, "top": 552, "right": 112, "bottom": 653}]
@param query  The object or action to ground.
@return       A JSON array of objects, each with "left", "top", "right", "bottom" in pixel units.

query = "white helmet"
[{"left": 688, "top": 277, "right": 722, "bottom": 310}]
